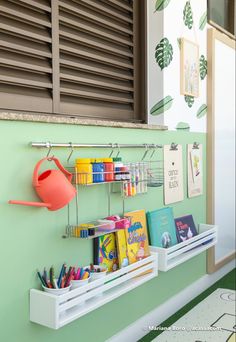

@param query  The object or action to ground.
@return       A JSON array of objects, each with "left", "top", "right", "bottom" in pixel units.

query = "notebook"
[
  {"left": 147, "top": 207, "right": 178, "bottom": 248},
  {"left": 174, "top": 215, "right": 198, "bottom": 243},
  {"left": 93, "top": 233, "right": 119, "bottom": 272},
  {"left": 124, "top": 209, "right": 150, "bottom": 264}
]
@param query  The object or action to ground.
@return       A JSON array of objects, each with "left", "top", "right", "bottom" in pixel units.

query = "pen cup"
[
  {"left": 70, "top": 276, "right": 90, "bottom": 306},
  {"left": 42, "top": 279, "right": 71, "bottom": 296}
]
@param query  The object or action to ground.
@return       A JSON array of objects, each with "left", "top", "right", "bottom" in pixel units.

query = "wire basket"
[{"left": 146, "top": 160, "right": 164, "bottom": 187}]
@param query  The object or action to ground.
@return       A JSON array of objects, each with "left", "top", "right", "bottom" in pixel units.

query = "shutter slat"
[
  {"left": 15, "top": 0, "right": 51, "bottom": 13},
  {"left": 60, "top": 44, "right": 134, "bottom": 70},
  {"left": 60, "top": 87, "right": 134, "bottom": 104},
  {"left": 59, "top": 1, "right": 133, "bottom": 36},
  {"left": 78, "top": 0, "right": 133, "bottom": 24},
  {"left": 0, "top": 75, "right": 52, "bottom": 88},
  {"left": 0, "top": 5, "right": 52, "bottom": 28},
  {"left": 106, "top": 0, "right": 133, "bottom": 12},
  {"left": 0, "top": 58, "right": 52, "bottom": 73},
  {"left": 59, "top": 29, "right": 133, "bottom": 58},
  {"left": 60, "top": 73, "right": 133, "bottom": 92},
  {"left": 59, "top": 15, "right": 133, "bottom": 47},
  {"left": 0, "top": 40, "right": 52, "bottom": 58},
  {"left": 60, "top": 58, "right": 134, "bottom": 81},
  {"left": 0, "top": 23, "right": 52, "bottom": 43}
]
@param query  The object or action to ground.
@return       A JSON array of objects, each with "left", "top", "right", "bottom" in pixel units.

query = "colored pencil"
[
  {"left": 37, "top": 270, "right": 47, "bottom": 287},
  {"left": 57, "top": 263, "right": 66, "bottom": 288}
]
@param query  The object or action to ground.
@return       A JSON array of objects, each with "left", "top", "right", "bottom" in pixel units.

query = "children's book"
[
  {"left": 115, "top": 230, "right": 129, "bottom": 268},
  {"left": 93, "top": 233, "right": 119, "bottom": 272},
  {"left": 124, "top": 209, "right": 150, "bottom": 264},
  {"left": 174, "top": 215, "right": 198, "bottom": 243},
  {"left": 147, "top": 207, "right": 178, "bottom": 248}
]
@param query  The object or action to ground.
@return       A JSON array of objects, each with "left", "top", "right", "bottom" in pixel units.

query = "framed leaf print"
[{"left": 180, "top": 38, "right": 199, "bottom": 97}]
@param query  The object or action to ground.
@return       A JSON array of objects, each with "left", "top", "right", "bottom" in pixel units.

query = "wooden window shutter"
[
  {"left": 0, "top": 0, "right": 53, "bottom": 112},
  {"left": 0, "top": 0, "right": 145, "bottom": 122}
]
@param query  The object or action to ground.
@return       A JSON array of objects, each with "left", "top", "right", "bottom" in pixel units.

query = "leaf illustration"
[
  {"left": 183, "top": 1, "right": 193, "bottom": 29},
  {"left": 154, "top": 0, "right": 171, "bottom": 11},
  {"left": 196, "top": 104, "right": 207, "bottom": 118},
  {"left": 199, "top": 12, "right": 207, "bottom": 30},
  {"left": 199, "top": 55, "right": 207, "bottom": 80},
  {"left": 176, "top": 122, "right": 190, "bottom": 130},
  {"left": 185, "top": 95, "right": 194, "bottom": 108},
  {"left": 150, "top": 95, "right": 173, "bottom": 115},
  {"left": 177, "top": 37, "right": 182, "bottom": 49},
  {"left": 155, "top": 38, "right": 173, "bottom": 70}
]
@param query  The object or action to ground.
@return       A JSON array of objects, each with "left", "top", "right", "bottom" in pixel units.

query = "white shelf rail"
[
  {"left": 150, "top": 224, "right": 218, "bottom": 272},
  {"left": 30, "top": 252, "right": 158, "bottom": 329}
]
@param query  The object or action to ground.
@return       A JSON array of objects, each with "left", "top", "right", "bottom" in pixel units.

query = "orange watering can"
[{"left": 9, "top": 157, "right": 76, "bottom": 211}]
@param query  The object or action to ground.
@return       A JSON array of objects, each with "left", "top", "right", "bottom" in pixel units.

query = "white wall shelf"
[
  {"left": 150, "top": 224, "right": 218, "bottom": 272},
  {"left": 30, "top": 252, "right": 158, "bottom": 329}
]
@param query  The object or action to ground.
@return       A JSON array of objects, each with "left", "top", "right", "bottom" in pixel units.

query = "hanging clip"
[
  {"left": 46, "top": 142, "right": 54, "bottom": 160},
  {"left": 115, "top": 143, "right": 121, "bottom": 158},
  {"left": 170, "top": 143, "right": 178, "bottom": 151},
  {"left": 109, "top": 143, "right": 114, "bottom": 158},
  {"left": 193, "top": 142, "right": 200, "bottom": 150},
  {"left": 142, "top": 144, "right": 149, "bottom": 161},
  {"left": 150, "top": 144, "right": 158, "bottom": 159},
  {"left": 67, "top": 142, "right": 74, "bottom": 163}
]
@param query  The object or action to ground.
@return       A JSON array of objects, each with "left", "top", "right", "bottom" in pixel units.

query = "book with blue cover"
[
  {"left": 174, "top": 215, "right": 198, "bottom": 243},
  {"left": 147, "top": 207, "right": 178, "bottom": 248}
]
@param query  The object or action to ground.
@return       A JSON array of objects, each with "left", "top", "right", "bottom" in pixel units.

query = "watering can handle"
[{"left": 33, "top": 157, "right": 73, "bottom": 187}]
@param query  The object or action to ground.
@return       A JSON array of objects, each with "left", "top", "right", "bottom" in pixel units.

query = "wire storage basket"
[
  {"left": 146, "top": 160, "right": 164, "bottom": 187},
  {"left": 67, "top": 158, "right": 164, "bottom": 196}
]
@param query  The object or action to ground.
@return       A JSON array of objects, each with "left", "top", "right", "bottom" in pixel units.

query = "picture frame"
[{"left": 180, "top": 38, "right": 199, "bottom": 97}]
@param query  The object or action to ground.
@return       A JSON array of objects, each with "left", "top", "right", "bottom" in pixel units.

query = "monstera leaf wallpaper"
[
  {"left": 155, "top": 38, "right": 173, "bottom": 70},
  {"left": 183, "top": 1, "right": 194, "bottom": 29},
  {"left": 148, "top": 0, "right": 208, "bottom": 132}
]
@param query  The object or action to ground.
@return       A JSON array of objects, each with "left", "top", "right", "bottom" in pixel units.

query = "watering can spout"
[{"left": 8, "top": 200, "right": 51, "bottom": 208}]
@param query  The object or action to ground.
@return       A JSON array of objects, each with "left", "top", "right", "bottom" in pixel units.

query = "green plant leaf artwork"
[
  {"left": 185, "top": 95, "right": 194, "bottom": 108},
  {"left": 183, "top": 1, "right": 193, "bottom": 29},
  {"left": 154, "top": 0, "right": 171, "bottom": 12},
  {"left": 199, "top": 55, "right": 207, "bottom": 80},
  {"left": 176, "top": 122, "right": 190, "bottom": 130},
  {"left": 155, "top": 38, "right": 173, "bottom": 70},
  {"left": 196, "top": 104, "right": 207, "bottom": 118},
  {"left": 199, "top": 12, "right": 207, "bottom": 30},
  {"left": 150, "top": 95, "right": 173, "bottom": 115}
]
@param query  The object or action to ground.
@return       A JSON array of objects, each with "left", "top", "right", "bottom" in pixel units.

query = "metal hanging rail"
[{"left": 31, "top": 142, "right": 163, "bottom": 149}]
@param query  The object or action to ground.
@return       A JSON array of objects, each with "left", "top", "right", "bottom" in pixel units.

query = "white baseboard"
[{"left": 107, "top": 260, "right": 235, "bottom": 342}]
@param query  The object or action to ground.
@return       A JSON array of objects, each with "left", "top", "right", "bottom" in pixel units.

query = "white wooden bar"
[
  {"left": 30, "top": 252, "right": 158, "bottom": 329},
  {"left": 150, "top": 224, "right": 217, "bottom": 272}
]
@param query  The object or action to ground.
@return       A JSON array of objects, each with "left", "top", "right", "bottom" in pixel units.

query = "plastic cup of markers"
[
  {"left": 89, "top": 266, "right": 107, "bottom": 296},
  {"left": 70, "top": 277, "right": 90, "bottom": 306}
]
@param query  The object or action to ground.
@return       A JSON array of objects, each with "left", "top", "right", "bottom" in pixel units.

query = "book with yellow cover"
[
  {"left": 124, "top": 209, "right": 150, "bottom": 264},
  {"left": 115, "top": 230, "right": 129, "bottom": 268}
]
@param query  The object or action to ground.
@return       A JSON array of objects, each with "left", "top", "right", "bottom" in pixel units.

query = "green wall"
[{"left": 0, "top": 120, "right": 206, "bottom": 342}]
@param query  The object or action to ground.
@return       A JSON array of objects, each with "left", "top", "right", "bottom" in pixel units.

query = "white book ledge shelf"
[
  {"left": 30, "top": 253, "right": 158, "bottom": 329},
  {"left": 150, "top": 224, "right": 217, "bottom": 272}
]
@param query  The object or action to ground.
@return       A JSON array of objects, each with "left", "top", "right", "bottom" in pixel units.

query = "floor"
[{"left": 139, "top": 268, "right": 236, "bottom": 342}]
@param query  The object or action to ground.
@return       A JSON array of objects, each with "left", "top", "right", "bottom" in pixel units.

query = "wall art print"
[{"left": 180, "top": 38, "right": 199, "bottom": 97}]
